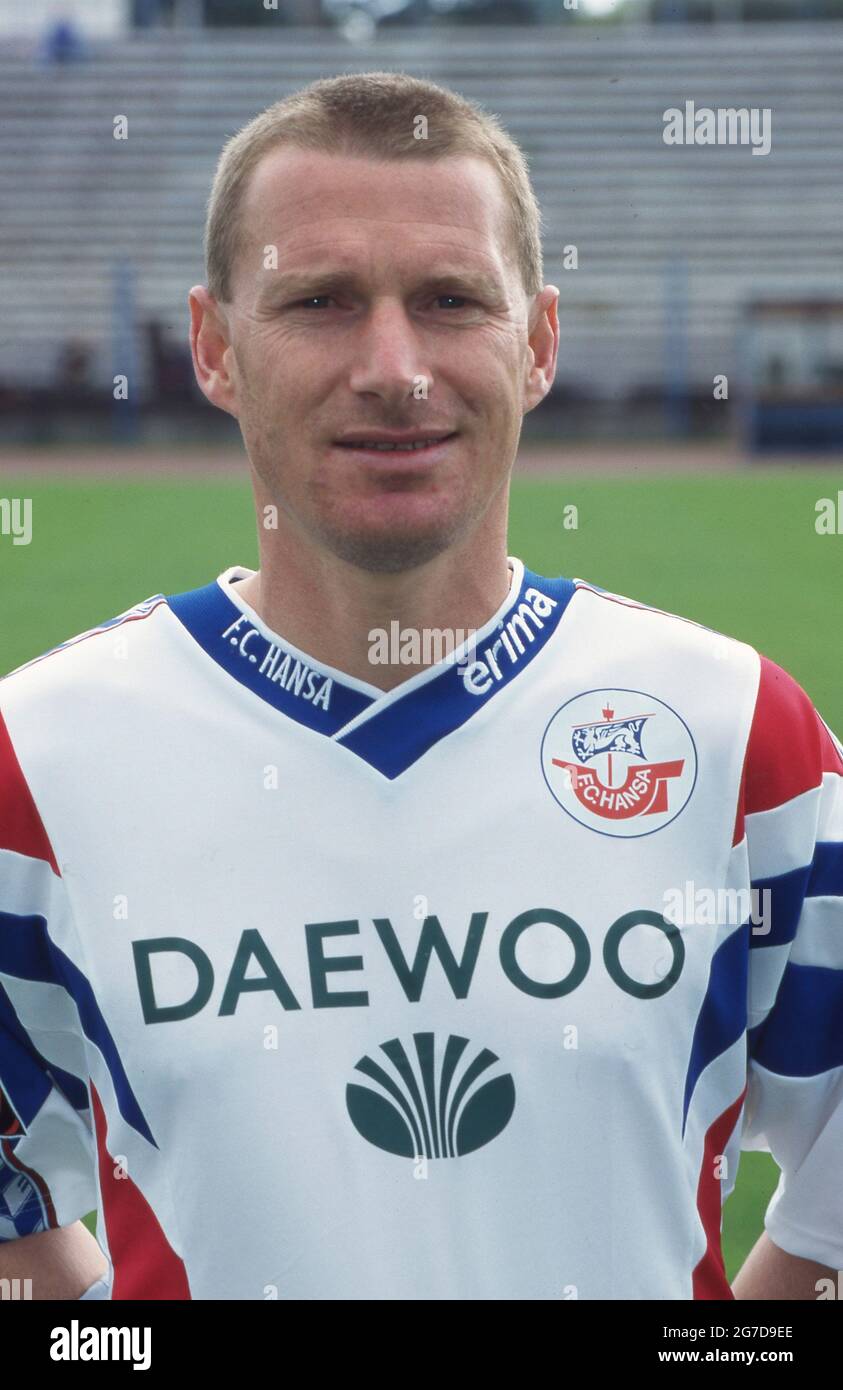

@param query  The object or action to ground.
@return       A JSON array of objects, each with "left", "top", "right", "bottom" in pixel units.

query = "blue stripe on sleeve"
[
  {"left": 682, "top": 924, "right": 748, "bottom": 1134},
  {"left": 0, "top": 912, "right": 155, "bottom": 1145},
  {"left": 749, "top": 865, "right": 810, "bottom": 949},
  {"left": 748, "top": 961, "right": 843, "bottom": 1076}
]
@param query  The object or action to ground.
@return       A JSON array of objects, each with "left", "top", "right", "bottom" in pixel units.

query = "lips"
[
  {"left": 333, "top": 432, "right": 457, "bottom": 451},
  {"left": 331, "top": 432, "right": 458, "bottom": 464}
]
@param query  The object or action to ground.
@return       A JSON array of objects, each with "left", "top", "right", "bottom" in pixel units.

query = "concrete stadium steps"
[{"left": 1, "top": 23, "right": 841, "bottom": 393}]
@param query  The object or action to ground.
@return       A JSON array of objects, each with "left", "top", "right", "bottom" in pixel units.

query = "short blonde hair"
[{"left": 204, "top": 70, "right": 544, "bottom": 304}]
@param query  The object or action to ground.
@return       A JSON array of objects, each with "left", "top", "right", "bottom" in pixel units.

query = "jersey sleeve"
[
  {"left": 0, "top": 706, "right": 99, "bottom": 1243},
  {"left": 738, "top": 656, "right": 843, "bottom": 1270}
]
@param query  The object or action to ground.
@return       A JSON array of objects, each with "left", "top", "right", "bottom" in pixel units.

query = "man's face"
[{"left": 191, "top": 148, "right": 558, "bottom": 573}]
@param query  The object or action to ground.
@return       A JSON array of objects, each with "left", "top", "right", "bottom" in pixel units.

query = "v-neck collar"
[{"left": 166, "top": 558, "right": 578, "bottom": 779}]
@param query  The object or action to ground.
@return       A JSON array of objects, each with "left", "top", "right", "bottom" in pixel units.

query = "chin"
[{"left": 320, "top": 523, "right": 463, "bottom": 575}]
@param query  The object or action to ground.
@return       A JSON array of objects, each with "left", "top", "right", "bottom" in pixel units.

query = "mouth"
[{"left": 331, "top": 432, "right": 459, "bottom": 463}]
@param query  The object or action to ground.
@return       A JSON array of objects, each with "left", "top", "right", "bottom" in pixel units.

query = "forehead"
[{"left": 233, "top": 147, "right": 513, "bottom": 293}]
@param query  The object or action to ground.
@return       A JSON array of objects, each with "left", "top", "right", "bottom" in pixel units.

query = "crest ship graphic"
[{"left": 540, "top": 688, "right": 697, "bottom": 838}]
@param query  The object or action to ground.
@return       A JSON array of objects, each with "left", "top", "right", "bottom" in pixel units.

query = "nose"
[{"left": 347, "top": 298, "right": 430, "bottom": 406}]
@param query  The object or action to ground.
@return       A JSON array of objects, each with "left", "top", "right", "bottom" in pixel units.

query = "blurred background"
[
  {"left": 1, "top": 0, "right": 842, "bottom": 1286},
  {"left": 1, "top": 0, "right": 842, "bottom": 453}
]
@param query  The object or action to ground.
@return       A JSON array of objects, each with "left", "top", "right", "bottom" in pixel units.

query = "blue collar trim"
[
  {"left": 166, "top": 579, "right": 374, "bottom": 737},
  {"left": 166, "top": 565, "right": 577, "bottom": 778},
  {"left": 336, "top": 569, "right": 576, "bottom": 777}
]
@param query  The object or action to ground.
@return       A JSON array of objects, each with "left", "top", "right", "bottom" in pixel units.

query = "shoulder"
[
  {"left": 566, "top": 575, "right": 758, "bottom": 670},
  {"left": 0, "top": 592, "right": 169, "bottom": 706},
  {"left": 564, "top": 575, "right": 842, "bottom": 785},
  {"left": 0, "top": 592, "right": 172, "bottom": 791},
  {"left": 740, "top": 654, "right": 843, "bottom": 817}
]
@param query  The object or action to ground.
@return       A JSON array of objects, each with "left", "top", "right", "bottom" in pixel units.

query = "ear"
[
  {"left": 523, "top": 285, "right": 560, "bottom": 416},
  {"left": 188, "top": 285, "right": 240, "bottom": 419}
]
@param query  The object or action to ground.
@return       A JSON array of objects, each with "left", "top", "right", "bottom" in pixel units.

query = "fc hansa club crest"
[{"left": 540, "top": 688, "right": 697, "bottom": 838}]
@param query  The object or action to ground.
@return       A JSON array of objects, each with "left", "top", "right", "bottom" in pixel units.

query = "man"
[{"left": 1, "top": 72, "right": 841, "bottom": 1300}]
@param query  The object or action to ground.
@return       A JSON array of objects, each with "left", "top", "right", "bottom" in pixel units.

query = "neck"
[{"left": 234, "top": 538, "right": 513, "bottom": 693}]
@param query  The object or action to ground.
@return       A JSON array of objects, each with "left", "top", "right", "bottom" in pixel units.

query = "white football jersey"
[{"left": 1, "top": 557, "right": 841, "bottom": 1300}]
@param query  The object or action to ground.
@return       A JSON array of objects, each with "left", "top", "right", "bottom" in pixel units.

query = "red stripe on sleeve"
[
  {"left": 91, "top": 1083, "right": 191, "bottom": 1300},
  {"left": 0, "top": 709, "right": 60, "bottom": 875},
  {"left": 732, "top": 656, "right": 843, "bottom": 847},
  {"left": 691, "top": 1087, "right": 745, "bottom": 1300}
]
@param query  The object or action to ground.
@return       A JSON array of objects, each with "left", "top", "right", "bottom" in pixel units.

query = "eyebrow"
[{"left": 256, "top": 267, "right": 505, "bottom": 304}]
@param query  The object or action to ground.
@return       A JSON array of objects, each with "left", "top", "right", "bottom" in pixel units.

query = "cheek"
[
  {"left": 452, "top": 346, "right": 522, "bottom": 404},
  {"left": 242, "top": 365, "right": 303, "bottom": 438},
  {"left": 238, "top": 331, "right": 290, "bottom": 390}
]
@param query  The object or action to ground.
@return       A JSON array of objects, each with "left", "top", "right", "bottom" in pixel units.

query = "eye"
[
  {"left": 435, "top": 294, "right": 472, "bottom": 310},
  {"left": 292, "top": 295, "right": 333, "bottom": 310}
]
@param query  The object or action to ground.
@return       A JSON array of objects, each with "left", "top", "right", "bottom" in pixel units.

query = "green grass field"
[{"left": 3, "top": 467, "right": 841, "bottom": 1283}]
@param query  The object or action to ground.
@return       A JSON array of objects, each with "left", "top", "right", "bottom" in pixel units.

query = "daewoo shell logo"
[
  {"left": 540, "top": 688, "right": 697, "bottom": 838},
  {"left": 346, "top": 1032, "right": 515, "bottom": 1158}
]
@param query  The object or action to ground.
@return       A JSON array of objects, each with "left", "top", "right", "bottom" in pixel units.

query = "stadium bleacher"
[{"left": 1, "top": 23, "right": 841, "bottom": 412}]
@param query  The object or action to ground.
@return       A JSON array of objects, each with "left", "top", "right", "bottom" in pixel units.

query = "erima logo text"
[
  {"left": 133, "top": 908, "right": 685, "bottom": 1023},
  {"left": 462, "top": 587, "right": 558, "bottom": 695}
]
